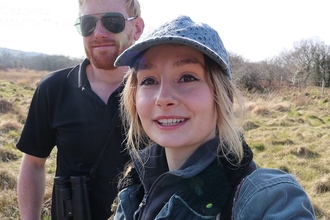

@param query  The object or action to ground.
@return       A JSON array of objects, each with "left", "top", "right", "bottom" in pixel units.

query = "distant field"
[{"left": 0, "top": 69, "right": 329, "bottom": 219}]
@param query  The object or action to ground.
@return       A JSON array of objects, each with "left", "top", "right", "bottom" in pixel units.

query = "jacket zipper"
[
  {"left": 133, "top": 192, "right": 148, "bottom": 220},
  {"left": 139, "top": 192, "right": 148, "bottom": 209},
  {"left": 136, "top": 172, "right": 170, "bottom": 220}
]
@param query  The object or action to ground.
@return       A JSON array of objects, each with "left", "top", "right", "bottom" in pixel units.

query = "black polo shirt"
[{"left": 17, "top": 59, "right": 130, "bottom": 219}]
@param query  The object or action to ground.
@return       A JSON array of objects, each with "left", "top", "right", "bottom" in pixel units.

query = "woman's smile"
[{"left": 156, "top": 118, "right": 186, "bottom": 126}]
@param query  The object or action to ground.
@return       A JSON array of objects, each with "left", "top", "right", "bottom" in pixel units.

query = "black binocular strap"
[{"left": 89, "top": 126, "right": 115, "bottom": 178}]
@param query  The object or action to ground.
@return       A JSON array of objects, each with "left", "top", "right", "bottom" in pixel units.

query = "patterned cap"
[{"left": 114, "top": 15, "right": 231, "bottom": 78}]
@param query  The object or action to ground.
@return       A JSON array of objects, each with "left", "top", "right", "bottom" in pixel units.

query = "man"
[{"left": 16, "top": 0, "right": 144, "bottom": 219}]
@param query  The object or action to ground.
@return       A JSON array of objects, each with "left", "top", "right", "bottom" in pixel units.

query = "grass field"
[{"left": 0, "top": 69, "right": 329, "bottom": 219}]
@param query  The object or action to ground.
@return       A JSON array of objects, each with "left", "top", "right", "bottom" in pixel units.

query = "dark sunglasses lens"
[
  {"left": 102, "top": 13, "right": 125, "bottom": 34},
  {"left": 80, "top": 16, "right": 97, "bottom": 36}
]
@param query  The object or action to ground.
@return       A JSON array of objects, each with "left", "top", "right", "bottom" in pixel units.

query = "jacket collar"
[
  {"left": 131, "top": 137, "right": 253, "bottom": 191},
  {"left": 132, "top": 138, "right": 219, "bottom": 184},
  {"left": 127, "top": 138, "right": 254, "bottom": 218}
]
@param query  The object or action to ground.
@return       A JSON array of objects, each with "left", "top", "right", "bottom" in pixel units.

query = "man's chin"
[
  {"left": 88, "top": 55, "right": 117, "bottom": 70},
  {"left": 92, "top": 62, "right": 116, "bottom": 70}
]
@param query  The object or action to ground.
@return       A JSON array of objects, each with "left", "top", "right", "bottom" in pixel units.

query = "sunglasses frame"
[{"left": 74, "top": 12, "right": 137, "bottom": 37}]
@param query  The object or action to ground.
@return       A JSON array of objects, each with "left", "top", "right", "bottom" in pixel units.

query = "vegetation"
[
  {"left": 242, "top": 87, "right": 330, "bottom": 219},
  {"left": 0, "top": 47, "right": 83, "bottom": 72},
  {"left": 1, "top": 69, "right": 330, "bottom": 219},
  {"left": 0, "top": 37, "right": 329, "bottom": 219},
  {"left": 1, "top": 36, "right": 330, "bottom": 91},
  {"left": 229, "top": 37, "right": 330, "bottom": 92}
]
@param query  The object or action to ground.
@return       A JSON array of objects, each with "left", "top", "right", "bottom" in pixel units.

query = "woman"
[{"left": 112, "top": 15, "right": 316, "bottom": 220}]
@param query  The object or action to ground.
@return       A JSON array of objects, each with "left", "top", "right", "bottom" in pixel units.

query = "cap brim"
[{"left": 114, "top": 36, "right": 229, "bottom": 77}]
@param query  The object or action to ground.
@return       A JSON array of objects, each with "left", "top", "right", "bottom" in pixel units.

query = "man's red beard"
[
  {"left": 86, "top": 49, "right": 118, "bottom": 70},
  {"left": 85, "top": 31, "right": 134, "bottom": 70},
  {"left": 85, "top": 39, "right": 119, "bottom": 70}
]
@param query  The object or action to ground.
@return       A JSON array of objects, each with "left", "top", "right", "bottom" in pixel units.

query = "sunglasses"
[{"left": 74, "top": 12, "right": 137, "bottom": 37}]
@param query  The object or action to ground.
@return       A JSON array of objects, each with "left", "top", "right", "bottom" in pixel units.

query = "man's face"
[{"left": 79, "top": 0, "right": 139, "bottom": 70}]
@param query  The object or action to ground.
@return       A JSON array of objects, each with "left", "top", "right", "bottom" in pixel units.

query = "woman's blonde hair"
[
  {"left": 120, "top": 53, "right": 245, "bottom": 166},
  {"left": 78, "top": 0, "right": 142, "bottom": 17}
]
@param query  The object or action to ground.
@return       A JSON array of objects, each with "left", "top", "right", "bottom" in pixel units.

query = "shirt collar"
[{"left": 67, "top": 58, "right": 90, "bottom": 88}]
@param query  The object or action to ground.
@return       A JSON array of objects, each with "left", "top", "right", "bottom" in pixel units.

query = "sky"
[{"left": 0, "top": 0, "right": 329, "bottom": 62}]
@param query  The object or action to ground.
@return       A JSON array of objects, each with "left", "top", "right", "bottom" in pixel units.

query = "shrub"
[{"left": 0, "top": 99, "right": 13, "bottom": 114}]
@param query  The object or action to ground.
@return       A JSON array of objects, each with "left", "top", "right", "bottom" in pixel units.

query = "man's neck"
[{"left": 86, "top": 65, "right": 129, "bottom": 104}]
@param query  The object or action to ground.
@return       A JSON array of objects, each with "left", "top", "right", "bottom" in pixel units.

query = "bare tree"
[
  {"left": 229, "top": 52, "right": 284, "bottom": 92},
  {"left": 229, "top": 52, "right": 263, "bottom": 91},
  {"left": 313, "top": 43, "right": 330, "bottom": 95},
  {"left": 276, "top": 38, "right": 330, "bottom": 89}
]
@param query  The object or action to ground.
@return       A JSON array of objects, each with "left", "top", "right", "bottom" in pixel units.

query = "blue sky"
[{"left": 0, "top": 0, "right": 329, "bottom": 61}]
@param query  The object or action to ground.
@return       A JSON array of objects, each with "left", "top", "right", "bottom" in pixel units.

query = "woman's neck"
[{"left": 165, "top": 147, "right": 196, "bottom": 171}]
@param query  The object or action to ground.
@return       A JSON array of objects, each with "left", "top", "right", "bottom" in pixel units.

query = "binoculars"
[{"left": 54, "top": 176, "right": 92, "bottom": 220}]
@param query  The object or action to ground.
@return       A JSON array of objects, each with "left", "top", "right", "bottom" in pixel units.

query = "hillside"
[
  {"left": 0, "top": 47, "right": 83, "bottom": 72},
  {"left": 0, "top": 47, "right": 45, "bottom": 57},
  {"left": 0, "top": 69, "right": 329, "bottom": 219}
]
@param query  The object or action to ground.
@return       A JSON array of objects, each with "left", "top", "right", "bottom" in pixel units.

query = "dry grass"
[
  {"left": 1, "top": 69, "right": 330, "bottom": 219},
  {"left": 0, "top": 69, "right": 51, "bottom": 219},
  {"left": 0, "top": 69, "right": 47, "bottom": 88},
  {"left": 243, "top": 86, "right": 330, "bottom": 219}
]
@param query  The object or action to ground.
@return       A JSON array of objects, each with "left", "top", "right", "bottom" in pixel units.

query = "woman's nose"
[{"left": 155, "top": 83, "right": 178, "bottom": 109}]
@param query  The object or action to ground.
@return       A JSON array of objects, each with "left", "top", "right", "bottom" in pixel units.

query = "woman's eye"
[
  {"left": 140, "top": 77, "right": 157, "bottom": 85},
  {"left": 179, "top": 74, "right": 199, "bottom": 83}
]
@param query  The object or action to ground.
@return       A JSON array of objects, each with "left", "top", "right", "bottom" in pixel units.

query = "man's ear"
[{"left": 133, "top": 17, "right": 145, "bottom": 41}]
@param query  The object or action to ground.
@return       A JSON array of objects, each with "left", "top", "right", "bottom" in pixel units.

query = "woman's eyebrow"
[
  {"left": 137, "top": 62, "right": 155, "bottom": 71},
  {"left": 137, "top": 57, "right": 204, "bottom": 71},
  {"left": 173, "top": 58, "right": 204, "bottom": 68}
]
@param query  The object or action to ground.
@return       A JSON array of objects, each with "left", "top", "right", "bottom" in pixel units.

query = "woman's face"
[{"left": 135, "top": 44, "right": 217, "bottom": 154}]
